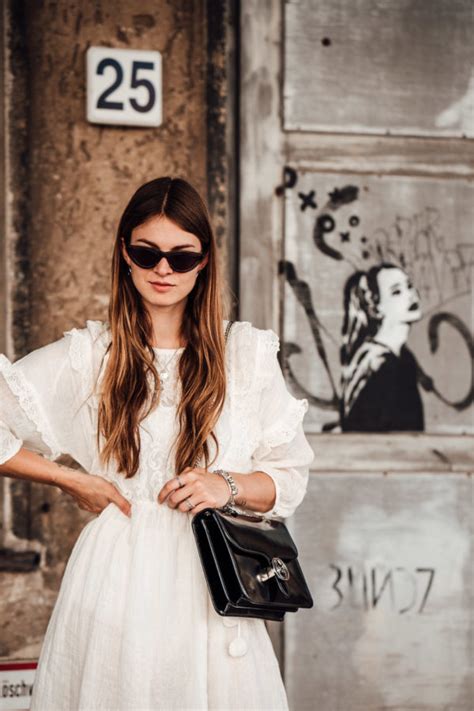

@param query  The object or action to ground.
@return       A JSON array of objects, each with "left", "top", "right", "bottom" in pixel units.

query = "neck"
[
  {"left": 147, "top": 301, "right": 187, "bottom": 349},
  {"left": 373, "top": 321, "right": 409, "bottom": 356}
]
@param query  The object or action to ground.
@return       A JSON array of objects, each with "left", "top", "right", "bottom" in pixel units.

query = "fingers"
[
  {"left": 188, "top": 501, "right": 210, "bottom": 516},
  {"left": 167, "top": 481, "right": 207, "bottom": 510},
  {"left": 171, "top": 484, "right": 216, "bottom": 513},
  {"left": 163, "top": 482, "right": 194, "bottom": 509},
  {"left": 157, "top": 468, "right": 198, "bottom": 504},
  {"left": 63, "top": 473, "right": 132, "bottom": 518},
  {"left": 178, "top": 494, "right": 210, "bottom": 513},
  {"left": 110, "top": 490, "right": 132, "bottom": 518},
  {"left": 156, "top": 467, "right": 224, "bottom": 513},
  {"left": 76, "top": 498, "right": 104, "bottom": 514},
  {"left": 159, "top": 476, "right": 216, "bottom": 512}
]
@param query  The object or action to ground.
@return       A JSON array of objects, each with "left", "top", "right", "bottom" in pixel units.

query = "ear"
[
  {"left": 199, "top": 252, "right": 209, "bottom": 271},
  {"left": 120, "top": 237, "right": 131, "bottom": 267}
]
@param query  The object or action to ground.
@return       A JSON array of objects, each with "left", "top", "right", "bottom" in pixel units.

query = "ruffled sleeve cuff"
[
  {"left": 0, "top": 426, "right": 23, "bottom": 466},
  {"left": 0, "top": 353, "right": 63, "bottom": 462},
  {"left": 251, "top": 328, "right": 314, "bottom": 519},
  {"left": 252, "top": 417, "right": 314, "bottom": 519},
  {"left": 0, "top": 319, "right": 109, "bottom": 468}
]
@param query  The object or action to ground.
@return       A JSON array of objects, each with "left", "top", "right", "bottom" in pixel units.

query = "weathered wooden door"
[{"left": 239, "top": 1, "right": 474, "bottom": 709}]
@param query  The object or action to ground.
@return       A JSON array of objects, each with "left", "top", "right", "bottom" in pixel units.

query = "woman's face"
[
  {"left": 121, "top": 214, "right": 208, "bottom": 309},
  {"left": 375, "top": 267, "right": 422, "bottom": 324}
]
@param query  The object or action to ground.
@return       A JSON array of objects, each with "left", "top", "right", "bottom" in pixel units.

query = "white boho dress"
[{"left": 0, "top": 318, "right": 314, "bottom": 711}]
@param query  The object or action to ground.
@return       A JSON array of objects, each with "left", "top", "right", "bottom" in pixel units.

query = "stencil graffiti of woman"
[{"left": 340, "top": 262, "right": 425, "bottom": 432}]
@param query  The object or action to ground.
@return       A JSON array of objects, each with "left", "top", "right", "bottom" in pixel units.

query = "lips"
[{"left": 150, "top": 282, "right": 174, "bottom": 286}]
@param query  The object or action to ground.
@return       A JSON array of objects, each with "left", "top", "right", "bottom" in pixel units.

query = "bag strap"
[{"left": 224, "top": 319, "right": 234, "bottom": 344}]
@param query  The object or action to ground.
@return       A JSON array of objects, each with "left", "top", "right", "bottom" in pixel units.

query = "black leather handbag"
[
  {"left": 191, "top": 507, "right": 314, "bottom": 621},
  {"left": 191, "top": 319, "right": 314, "bottom": 621}
]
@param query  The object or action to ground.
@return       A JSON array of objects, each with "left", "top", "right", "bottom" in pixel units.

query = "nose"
[
  {"left": 410, "top": 285, "right": 420, "bottom": 304},
  {"left": 154, "top": 256, "right": 173, "bottom": 274}
]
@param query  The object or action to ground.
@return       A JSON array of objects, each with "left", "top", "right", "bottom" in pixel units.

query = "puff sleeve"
[
  {"left": 251, "top": 328, "right": 314, "bottom": 519},
  {"left": 0, "top": 320, "right": 104, "bottom": 472}
]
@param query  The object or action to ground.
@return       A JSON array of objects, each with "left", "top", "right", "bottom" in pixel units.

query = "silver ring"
[
  {"left": 186, "top": 497, "right": 194, "bottom": 510},
  {"left": 176, "top": 475, "right": 185, "bottom": 488}
]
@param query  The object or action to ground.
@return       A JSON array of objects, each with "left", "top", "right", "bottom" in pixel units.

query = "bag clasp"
[{"left": 256, "top": 557, "right": 290, "bottom": 583}]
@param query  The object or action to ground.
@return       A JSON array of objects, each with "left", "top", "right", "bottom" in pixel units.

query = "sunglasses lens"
[
  {"left": 168, "top": 253, "right": 204, "bottom": 272},
  {"left": 127, "top": 246, "right": 204, "bottom": 272},
  {"left": 127, "top": 246, "right": 158, "bottom": 268}
]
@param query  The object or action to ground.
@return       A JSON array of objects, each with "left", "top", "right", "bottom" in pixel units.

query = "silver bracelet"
[{"left": 212, "top": 469, "right": 238, "bottom": 507}]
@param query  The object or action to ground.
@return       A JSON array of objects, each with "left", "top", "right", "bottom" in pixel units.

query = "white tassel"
[{"left": 228, "top": 618, "right": 248, "bottom": 657}]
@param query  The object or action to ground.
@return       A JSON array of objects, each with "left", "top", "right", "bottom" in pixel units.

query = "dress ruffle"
[
  {"left": 0, "top": 353, "right": 62, "bottom": 461},
  {"left": 63, "top": 319, "right": 111, "bottom": 407},
  {"left": 0, "top": 426, "right": 22, "bottom": 463},
  {"left": 261, "top": 396, "right": 309, "bottom": 451},
  {"left": 254, "top": 327, "right": 309, "bottom": 452},
  {"left": 249, "top": 326, "right": 314, "bottom": 518}
]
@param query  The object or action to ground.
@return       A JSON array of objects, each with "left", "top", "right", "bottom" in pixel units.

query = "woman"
[
  {"left": 0, "top": 177, "right": 314, "bottom": 710},
  {"left": 340, "top": 261, "right": 424, "bottom": 432}
]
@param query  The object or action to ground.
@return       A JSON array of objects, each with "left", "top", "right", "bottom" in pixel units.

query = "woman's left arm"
[
  {"left": 235, "top": 328, "right": 314, "bottom": 518},
  {"left": 158, "top": 328, "right": 314, "bottom": 518},
  {"left": 231, "top": 417, "right": 314, "bottom": 516},
  {"left": 231, "top": 470, "right": 277, "bottom": 513}
]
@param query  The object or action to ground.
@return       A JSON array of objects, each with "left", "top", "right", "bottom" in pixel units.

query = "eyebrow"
[{"left": 135, "top": 238, "right": 197, "bottom": 250}]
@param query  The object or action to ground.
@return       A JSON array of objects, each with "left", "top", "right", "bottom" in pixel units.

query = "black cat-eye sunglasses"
[{"left": 124, "top": 242, "right": 206, "bottom": 273}]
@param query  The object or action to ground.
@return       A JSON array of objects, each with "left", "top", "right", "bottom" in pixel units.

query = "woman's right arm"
[
  {"left": 1, "top": 322, "right": 131, "bottom": 519},
  {"left": 0, "top": 448, "right": 132, "bottom": 518}
]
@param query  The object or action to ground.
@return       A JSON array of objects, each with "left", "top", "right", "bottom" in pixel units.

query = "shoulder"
[
  {"left": 225, "top": 319, "right": 279, "bottom": 353},
  {"left": 0, "top": 319, "right": 110, "bottom": 410},
  {"left": 63, "top": 318, "right": 110, "bottom": 348},
  {"left": 225, "top": 320, "right": 280, "bottom": 390},
  {"left": 61, "top": 319, "right": 111, "bottom": 372},
  {"left": 1, "top": 319, "right": 108, "bottom": 374},
  {"left": 400, "top": 345, "right": 418, "bottom": 367},
  {"left": 351, "top": 340, "right": 392, "bottom": 373}
]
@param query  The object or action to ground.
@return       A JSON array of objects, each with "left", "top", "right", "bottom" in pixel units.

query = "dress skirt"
[{"left": 29, "top": 500, "right": 290, "bottom": 711}]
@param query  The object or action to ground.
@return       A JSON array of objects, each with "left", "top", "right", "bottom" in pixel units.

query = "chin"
[{"left": 406, "top": 310, "right": 422, "bottom": 322}]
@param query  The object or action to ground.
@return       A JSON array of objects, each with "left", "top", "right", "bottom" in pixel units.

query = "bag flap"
[{"left": 213, "top": 510, "right": 298, "bottom": 561}]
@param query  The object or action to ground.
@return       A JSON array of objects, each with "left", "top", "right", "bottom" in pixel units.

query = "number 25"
[{"left": 96, "top": 59, "right": 156, "bottom": 113}]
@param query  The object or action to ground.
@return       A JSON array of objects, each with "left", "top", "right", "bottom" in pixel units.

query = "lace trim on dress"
[
  {"left": 227, "top": 321, "right": 256, "bottom": 397},
  {"left": 63, "top": 320, "right": 112, "bottom": 411},
  {"left": 261, "top": 396, "right": 309, "bottom": 449},
  {"left": 262, "top": 327, "right": 281, "bottom": 356},
  {"left": 0, "top": 428, "right": 22, "bottom": 464},
  {"left": 0, "top": 354, "right": 63, "bottom": 460},
  {"left": 62, "top": 327, "right": 92, "bottom": 405},
  {"left": 255, "top": 326, "right": 309, "bottom": 450},
  {"left": 151, "top": 350, "right": 183, "bottom": 409},
  {"left": 258, "top": 327, "right": 281, "bottom": 387},
  {"left": 63, "top": 319, "right": 109, "bottom": 374}
]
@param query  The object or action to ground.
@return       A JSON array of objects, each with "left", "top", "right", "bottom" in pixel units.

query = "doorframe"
[
  {"left": 206, "top": 0, "right": 241, "bottom": 320},
  {"left": 238, "top": 0, "right": 286, "bottom": 668}
]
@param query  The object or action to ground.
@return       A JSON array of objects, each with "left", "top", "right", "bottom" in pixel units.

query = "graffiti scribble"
[
  {"left": 277, "top": 171, "right": 473, "bottom": 431},
  {"left": 275, "top": 165, "right": 298, "bottom": 196},
  {"left": 298, "top": 189, "right": 317, "bottom": 211}
]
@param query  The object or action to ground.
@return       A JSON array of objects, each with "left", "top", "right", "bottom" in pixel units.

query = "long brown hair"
[{"left": 96, "top": 177, "right": 228, "bottom": 479}]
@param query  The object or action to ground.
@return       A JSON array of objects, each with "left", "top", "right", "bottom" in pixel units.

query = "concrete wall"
[{"left": 239, "top": 0, "right": 474, "bottom": 706}]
